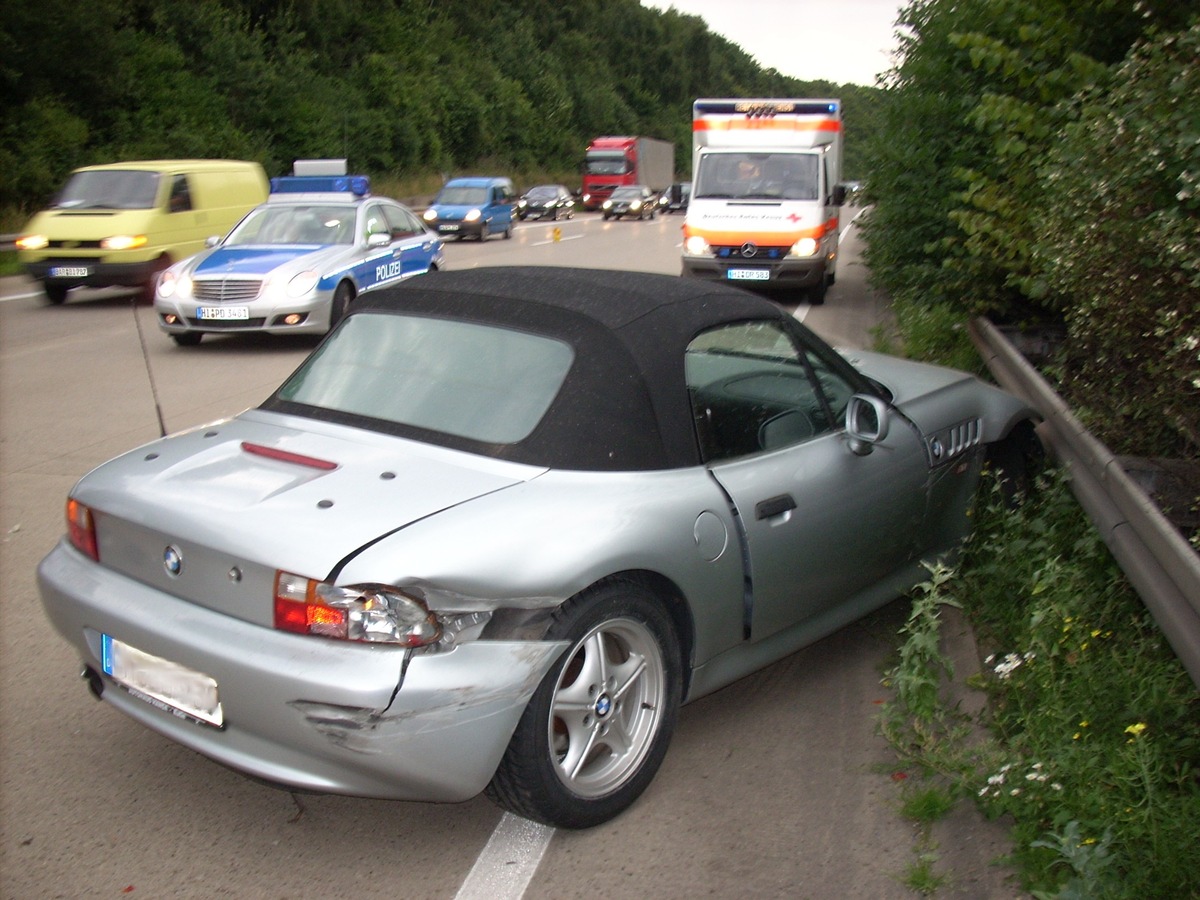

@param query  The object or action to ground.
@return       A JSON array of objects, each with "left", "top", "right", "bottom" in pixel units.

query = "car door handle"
[{"left": 755, "top": 494, "right": 797, "bottom": 520}]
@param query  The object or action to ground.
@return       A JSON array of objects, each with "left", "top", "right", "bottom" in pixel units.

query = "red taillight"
[
  {"left": 66, "top": 498, "right": 99, "bottom": 561},
  {"left": 273, "top": 571, "right": 441, "bottom": 646}
]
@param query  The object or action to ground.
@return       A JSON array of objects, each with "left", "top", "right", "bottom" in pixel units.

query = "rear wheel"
[{"left": 486, "top": 581, "right": 681, "bottom": 829}]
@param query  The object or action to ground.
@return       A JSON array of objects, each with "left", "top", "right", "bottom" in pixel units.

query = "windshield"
[
  {"left": 585, "top": 152, "right": 629, "bottom": 176},
  {"left": 276, "top": 313, "right": 575, "bottom": 444},
  {"left": 436, "top": 186, "right": 489, "bottom": 206},
  {"left": 225, "top": 205, "right": 355, "bottom": 245},
  {"left": 526, "top": 187, "right": 558, "bottom": 200},
  {"left": 54, "top": 170, "right": 161, "bottom": 210},
  {"left": 693, "top": 153, "right": 819, "bottom": 201}
]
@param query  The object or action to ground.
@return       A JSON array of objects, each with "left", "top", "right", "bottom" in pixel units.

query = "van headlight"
[
  {"left": 464, "top": 209, "right": 482, "bottom": 222},
  {"left": 16, "top": 234, "right": 48, "bottom": 251},
  {"left": 100, "top": 235, "right": 148, "bottom": 251},
  {"left": 789, "top": 237, "right": 819, "bottom": 258},
  {"left": 684, "top": 235, "right": 710, "bottom": 255},
  {"left": 422, "top": 209, "right": 437, "bottom": 222}
]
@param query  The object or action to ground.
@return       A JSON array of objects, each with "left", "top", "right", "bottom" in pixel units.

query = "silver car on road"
[{"left": 39, "top": 268, "right": 1039, "bottom": 828}]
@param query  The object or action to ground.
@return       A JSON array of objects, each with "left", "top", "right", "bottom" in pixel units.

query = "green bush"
[
  {"left": 884, "top": 471, "right": 1200, "bottom": 898},
  {"left": 1035, "top": 25, "right": 1200, "bottom": 458}
]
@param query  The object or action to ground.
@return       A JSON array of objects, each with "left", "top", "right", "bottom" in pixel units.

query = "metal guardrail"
[{"left": 969, "top": 317, "right": 1200, "bottom": 688}]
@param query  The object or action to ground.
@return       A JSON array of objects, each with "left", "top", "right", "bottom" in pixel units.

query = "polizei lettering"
[{"left": 376, "top": 260, "right": 404, "bottom": 280}]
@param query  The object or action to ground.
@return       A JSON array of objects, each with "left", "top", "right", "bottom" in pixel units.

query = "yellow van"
[{"left": 17, "top": 159, "right": 269, "bottom": 303}]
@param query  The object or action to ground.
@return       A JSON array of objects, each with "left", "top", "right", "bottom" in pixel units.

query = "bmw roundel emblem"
[
  {"left": 163, "top": 545, "right": 184, "bottom": 578},
  {"left": 595, "top": 694, "right": 613, "bottom": 718}
]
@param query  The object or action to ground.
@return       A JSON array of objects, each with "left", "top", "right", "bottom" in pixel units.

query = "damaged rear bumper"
[{"left": 38, "top": 541, "right": 566, "bottom": 802}]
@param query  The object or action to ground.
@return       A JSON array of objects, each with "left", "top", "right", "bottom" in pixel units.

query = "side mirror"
[
  {"left": 367, "top": 232, "right": 391, "bottom": 248},
  {"left": 845, "top": 394, "right": 890, "bottom": 456},
  {"left": 832, "top": 184, "right": 848, "bottom": 207},
  {"left": 204, "top": 235, "right": 223, "bottom": 248}
]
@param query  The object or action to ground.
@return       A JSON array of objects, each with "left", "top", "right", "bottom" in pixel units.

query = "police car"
[{"left": 155, "top": 170, "right": 444, "bottom": 346}]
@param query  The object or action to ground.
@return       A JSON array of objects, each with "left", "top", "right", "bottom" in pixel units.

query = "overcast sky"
[{"left": 639, "top": 0, "right": 908, "bottom": 87}]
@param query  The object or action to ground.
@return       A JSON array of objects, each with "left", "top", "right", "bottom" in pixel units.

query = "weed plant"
[{"left": 882, "top": 469, "right": 1200, "bottom": 898}]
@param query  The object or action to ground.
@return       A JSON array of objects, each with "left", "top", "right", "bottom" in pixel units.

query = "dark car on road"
[
  {"left": 517, "top": 184, "right": 576, "bottom": 221},
  {"left": 663, "top": 182, "right": 691, "bottom": 213},
  {"left": 602, "top": 185, "right": 658, "bottom": 220}
]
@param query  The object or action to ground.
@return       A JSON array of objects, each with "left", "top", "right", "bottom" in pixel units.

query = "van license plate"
[
  {"left": 438, "top": 224, "right": 459, "bottom": 232},
  {"left": 727, "top": 268, "right": 770, "bottom": 282},
  {"left": 101, "top": 634, "right": 224, "bottom": 728},
  {"left": 49, "top": 266, "right": 91, "bottom": 278},
  {"left": 198, "top": 306, "right": 249, "bottom": 321}
]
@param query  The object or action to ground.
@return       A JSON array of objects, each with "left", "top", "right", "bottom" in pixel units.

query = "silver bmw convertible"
[{"left": 38, "top": 267, "right": 1039, "bottom": 828}]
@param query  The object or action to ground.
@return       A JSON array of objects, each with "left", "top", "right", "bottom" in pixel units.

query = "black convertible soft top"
[{"left": 268, "top": 267, "right": 807, "bottom": 471}]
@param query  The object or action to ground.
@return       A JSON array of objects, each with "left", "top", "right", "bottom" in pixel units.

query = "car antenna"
[{"left": 130, "top": 294, "right": 168, "bottom": 438}]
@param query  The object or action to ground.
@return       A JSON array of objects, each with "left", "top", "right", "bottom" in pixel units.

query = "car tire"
[
  {"left": 171, "top": 332, "right": 203, "bottom": 347},
  {"left": 808, "top": 275, "right": 827, "bottom": 306},
  {"left": 504, "top": 220, "right": 513, "bottom": 239},
  {"left": 486, "top": 580, "right": 682, "bottom": 829},
  {"left": 984, "top": 419, "right": 1045, "bottom": 506},
  {"left": 478, "top": 224, "right": 488, "bottom": 242},
  {"left": 328, "top": 282, "right": 354, "bottom": 331},
  {"left": 43, "top": 283, "right": 69, "bottom": 305},
  {"left": 140, "top": 255, "right": 171, "bottom": 305}
]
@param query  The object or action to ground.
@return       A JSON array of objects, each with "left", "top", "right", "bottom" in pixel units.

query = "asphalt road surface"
[{"left": 0, "top": 208, "right": 1021, "bottom": 898}]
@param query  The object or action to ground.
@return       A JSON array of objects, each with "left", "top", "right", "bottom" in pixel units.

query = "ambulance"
[{"left": 681, "top": 99, "right": 846, "bottom": 304}]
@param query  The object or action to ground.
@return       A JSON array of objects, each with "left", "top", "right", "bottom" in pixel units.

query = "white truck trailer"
[{"left": 681, "top": 99, "right": 846, "bottom": 303}]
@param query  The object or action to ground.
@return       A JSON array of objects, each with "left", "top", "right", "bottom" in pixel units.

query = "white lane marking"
[
  {"left": 0, "top": 289, "right": 44, "bottom": 302},
  {"left": 454, "top": 812, "right": 555, "bottom": 900}
]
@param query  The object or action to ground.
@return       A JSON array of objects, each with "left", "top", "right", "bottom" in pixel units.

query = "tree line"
[
  {"left": 862, "top": 0, "right": 1199, "bottom": 463},
  {"left": 0, "top": 0, "right": 882, "bottom": 212}
]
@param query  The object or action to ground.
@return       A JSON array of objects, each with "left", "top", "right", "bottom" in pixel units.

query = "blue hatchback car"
[
  {"left": 154, "top": 171, "right": 444, "bottom": 346},
  {"left": 422, "top": 176, "right": 515, "bottom": 241}
]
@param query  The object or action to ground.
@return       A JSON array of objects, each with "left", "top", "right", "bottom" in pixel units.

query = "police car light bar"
[{"left": 269, "top": 175, "right": 371, "bottom": 196}]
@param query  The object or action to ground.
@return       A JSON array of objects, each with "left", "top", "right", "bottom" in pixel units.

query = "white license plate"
[
  {"left": 102, "top": 634, "right": 224, "bottom": 728},
  {"left": 438, "top": 225, "right": 459, "bottom": 233},
  {"left": 197, "top": 306, "right": 249, "bottom": 321},
  {"left": 727, "top": 268, "right": 771, "bottom": 282},
  {"left": 49, "top": 266, "right": 91, "bottom": 278}
]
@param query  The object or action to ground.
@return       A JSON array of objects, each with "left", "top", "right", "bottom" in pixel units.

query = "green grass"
[{"left": 881, "top": 470, "right": 1200, "bottom": 898}]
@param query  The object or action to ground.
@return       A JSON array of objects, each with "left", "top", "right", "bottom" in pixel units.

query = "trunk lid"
[{"left": 73, "top": 410, "right": 543, "bottom": 627}]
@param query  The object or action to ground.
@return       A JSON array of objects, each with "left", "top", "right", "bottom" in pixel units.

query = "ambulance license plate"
[{"left": 727, "top": 268, "right": 770, "bottom": 282}]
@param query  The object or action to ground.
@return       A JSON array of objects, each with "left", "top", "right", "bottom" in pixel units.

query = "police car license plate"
[
  {"left": 727, "top": 268, "right": 770, "bottom": 282},
  {"left": 197, "top": 306, "right": 249, "bottom": 321},
  {"left": 101, "top": 634, "right": 224, "bottom": 728},
  {"left": 49, "top": 266, "right": 91, "bottom": 278}
]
